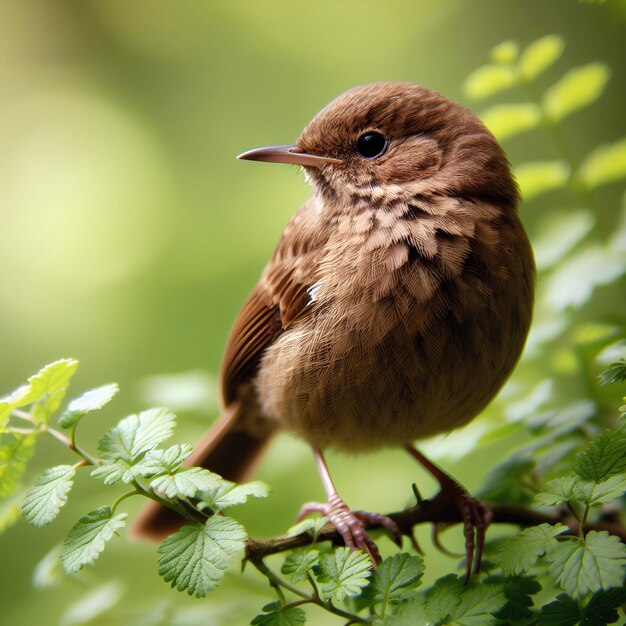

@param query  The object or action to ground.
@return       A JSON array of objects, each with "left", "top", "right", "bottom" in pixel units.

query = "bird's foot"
[
  {"left": 296, "top": 494, "right": 401, "bottom": 564},
  {"left": 430, "top": 478, "right": 492, "bottom": 581}
]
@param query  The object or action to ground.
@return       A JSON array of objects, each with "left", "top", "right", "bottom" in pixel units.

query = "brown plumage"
[{"left": 133, "top": 82, "right": 535, "bottom": 570}]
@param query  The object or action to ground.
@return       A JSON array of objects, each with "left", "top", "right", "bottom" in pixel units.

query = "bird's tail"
[{"left": 130, "top": 399, "right": 276, "bottom": 540}]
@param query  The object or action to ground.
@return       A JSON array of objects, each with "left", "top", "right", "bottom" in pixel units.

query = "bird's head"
[{"left": 238, "top": 82, "right": 518, "bottom": 209}]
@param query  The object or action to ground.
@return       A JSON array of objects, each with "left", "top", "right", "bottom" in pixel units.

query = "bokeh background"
[{"left": 1, "top": 1, "right": 625, "bottom": 624}]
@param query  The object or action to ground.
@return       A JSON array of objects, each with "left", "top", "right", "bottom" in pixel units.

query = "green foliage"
[
  {"left": 157, "top": 517, "right": 246, "bottom": 597},
  {"left": 58, "top": 383, "right": 119, "bottom": 429},
  {"left": 0, "top": 431, "right": 38, "bottom": 497},
  {"left": 313, "top": 547, "right": 372, "bottom": 602},
  {"left": 61, "top": 507, "right": 127, "bottom": 574},
  {"left": 251, "top": 602, "right": 307, "bottom": 626},
  {"left": 281, "top": 548, "right": 320, "bottom": 583},
  {"left": 22, "top": 465, "right": 75, "bottom": 527},
  {"left": 196, "top": 479, "right": 270, "bottom": 512}
]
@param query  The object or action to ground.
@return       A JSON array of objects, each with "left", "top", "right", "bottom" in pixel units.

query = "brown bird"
[{"left": 133, "top": 82, "right": 535, "bottom": 574}]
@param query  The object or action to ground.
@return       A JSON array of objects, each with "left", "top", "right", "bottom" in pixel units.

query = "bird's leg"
[
  {"left": 405, "top": 445, "right": 492, "bottom": 580},
  {"left": 296, "top": 448, "right": 401, "bottom": 564}
]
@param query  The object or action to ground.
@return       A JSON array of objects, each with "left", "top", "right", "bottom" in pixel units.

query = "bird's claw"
[{"left": 296, "top": 494, "right": 401, "bottom": 564}]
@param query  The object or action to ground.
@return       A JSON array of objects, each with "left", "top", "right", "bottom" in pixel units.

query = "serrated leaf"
[
  {"left": 197, "top": 480, "right": 270, "bottom": 512},
  {"left": 491, "top": 575, "right": 542, "bottom": 621},
  {"left": 151, "top": 467, "right": 220, "bottom": 499},
  {"left": 137, "top": 443, "right": 193, "bottom": 474},
  {"left": 519, "top": 35, "right": 564, "bottom": 80},
  {"left": 580, "top": 138, "right": 626, "bottom": 190},
  {"left": 424, "top": 574, "right": 463, "bottom": 623},
  {"left": 544, "top": 63, "right": 610, "bottom": 122},
  {"left": 287, "top": 516, "right": 329, "bottom": 540},
  {"left": 599, "top": 360, "right": 626, "bottom": 386},
  {"left": 58, "top": 383, "right": 119, "bottom": 428},
  {"left": 0, "top": 384, "right": 41, "bottom": 424},
  {"left": 536, "top": 593, "right": 580, "bottom": 626},
  {"left": 448, "top": 580, "right": 507, "bottom": 625},
  {"left": 365, "top": 553, "right": 424, "bottom": 617},
  {"left": 574, "top": 474, "right": 626, "bottom": 507},
  {"left": 535, "top": 475, "right": 578, "bottom": 506},
  {"left": 582, "top": 588, "right": 626, "bottom": 625},
  {"left": 464, "top": 64, "right": 517, "bottom": 100},
  {"left": 157, "top": 516, "right": 246, "bottom": 597},
  {"left": 29, "top": 359, "right": 79, "bottom": 422},
  {"left": 546, "top": 531, "right": 626, "bottom": 599},
  {"left": 496, "top": 523, "right": 570, "bottom": 575},
  {"left": 490, "top": 40, "right": 519, "bottom": 65},
  {"left": 60, "top": 580, "right": 124, "bottom": 626},
  {"left": 481, "top": 103, "right": 541, "bottom": 141},
  {"left": 22, "top": 465, "right": 75, "bottom": 527},
  {"left": 98, "top": 408, "right": 176, "bottom": 462},
  {"left": 61, "top": 506, "right": 127, "bottom": 574},
  {"left": 315, "top": 547, "right": 371, "bottom": 602},
  {"left": 0, "top": 431, "right": 38, "bottom": 497},
  {"left": 251, "top": 602, "right": 307, "bottom": 626},
  {"left": 281, "top": 548, "right": 319, "bottom": 583},
  {"left": 515, "top": 160, "right": 570, "bottom": 201},
  {"left": 575, "top": 429, "right": 626, "bottom": 482},
  {"left": 91, "top": 459, "right": 141, "bottom": 485}
]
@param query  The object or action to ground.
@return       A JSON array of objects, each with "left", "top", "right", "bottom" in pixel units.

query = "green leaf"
[
  {"left": 575, "top": 429, "right": 626, "bottom": 482},
  {"left": 59, "top": 580, "right": 125, "bottom": 626},
  {"left": 546, "top": 531, "right": 626, "bottom": 599},
  {"left": 0, "top": 431, "right": 38, "bottom": 497},
  {"left": 32, "top": 545, "right": 63, "bottom": 589},
  {"left": 287, "top": 516, "right": 329, "bottom": 540},
  {"left": 536, "top": 593, "right": 580, "bottom": 626},
  {"left": 599, "top": 360, "right": 626, "bottom": 386},
  {"left": 491, "top": 575, "right": 542, "bottom": 621},
  {"left": 314, "top": 547, "right": 372, "bottom": 602},
  {"left": 533, "top": 210, "right": 594, "bottom": 271},
  {"left": 365, "top": 553, "right": 424, "bottom": 617},
  {"left": 515, "top": 160, "right": 570, "bottom": 201},
  {"left": 583, "top": 588, "right": 626, "bottom": 625},
  {"left": 480, "top": 103, "right": 541, "bottom": 141},
  {"left": 98, "top": 408, "right": 176, "bottom": 462},
  {"left": 490, "top": 40, "right": 519, "bottom": 65},
  {"left": 58, "top": 383, "right": 119, "bottom": 428},
  {"left": 29, "top": 359, "right": 79, "bottom": 422},
  {"left": 251, "top": 602, "right": 307, "bottom": 626},
  {"left": 574, "top": 474, "right": 626, "bottom": 507},
  {"left": 91, "top": 459, "right": 141, "bottom": 485},
  {"left": 0, "top": 489, "right": 24, "bottom": 533},
  {"left": 464, "top": 64, "right": 517, "bottom": 100},
  {"left": 535, "top": 475, "right": 578, "bottom": 506},
  {"left": 580, "top": 138, "right": 626, "bottom": 190},
  {"left": 22, "top": 465, "right": 75, "bottom": 527},
  {"left": 196, "top": 480, "right": 270, "bottom": 512},
  {"left": 281, "top": 548, "right": 320, "bottom": 583},
  {"left": 61, "top": 506, "right": 127, "bottom": 574},
  {"left": 423, "top": 575, "right": 506, "bottom": 626},
  {"left": 519, "top": 35, "right": 564, "bottom": 80},
  {"left": 544, "top": 63, "right": 610, "bottom": 122},
  {"left": 157, "top": 516, "right": 246, "bottom": 597},
  {"left": 0, "top": 385, "right": 40, "bottom": 425},
  {"left": 496, "top": 523, "right": 570, "bottom": 575},
  {"left": 151, "top": 467, "right": 220, "bottom": 499}
]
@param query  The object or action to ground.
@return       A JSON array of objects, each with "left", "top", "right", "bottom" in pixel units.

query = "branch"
[{"left": 245, "top": 492, "right": 626, "bottom": 562}]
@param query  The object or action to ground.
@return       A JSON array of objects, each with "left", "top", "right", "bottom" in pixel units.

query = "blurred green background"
[{"left": 1, "top": 1, "right": 625, "bottom": 624}]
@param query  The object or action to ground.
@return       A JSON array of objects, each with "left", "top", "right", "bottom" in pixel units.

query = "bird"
[{"left": 132, "top": 82, "right": 535, "bottom": 575}]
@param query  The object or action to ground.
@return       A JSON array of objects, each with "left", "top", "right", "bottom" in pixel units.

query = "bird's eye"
[{"left": 356, "top": 131, "right": 387, "bottom": 159}]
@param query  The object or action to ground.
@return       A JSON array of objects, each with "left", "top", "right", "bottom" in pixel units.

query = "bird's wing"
[{"left": 220, "top": 199, "right": 330, "bottom": 404}]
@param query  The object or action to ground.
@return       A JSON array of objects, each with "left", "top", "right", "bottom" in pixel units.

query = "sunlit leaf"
[
  {"left": 196, "top": 480, "right": 270, "bottom": 512},
  {"left": 61, "top": 507, "right": 127, "bottom": 574},
  {"left": 496, "top": 523, "right": 570, "bottom": 575},
  {"left": 29, "top": 359, "right": 79, "bottom": 422},
  {"left": 480, "top": 103, "right": 541, "bottom": 141},
  {"left": 546, "top": 532, "right": 626, "bottom": 598},
  {"left": 314, "top": 547, "right": 371, "bottom": 601},
  {"left": 22, "top": 464, "right": 75, "bottom": 527},
  {"left": 98, "top": 408, "right": 176, "bottom": 462},
  {"left": 544, "top": 63, "right": 610, "bottom": 121},
  {"left": 0, "top": 489, "right": 24, "bottom": 533},
  {"left": 490, "top": 40, "right": 519, "bottom": 64},
  {"left": 573, "top": 474, "right": 626, "bottom": 507},
  {"left": 464, "top": 64, "right": 517, "bottom": 100},
  {"left": 575, "top": 429, "right": 626, "bottom": 482},
  {"left": 158, "top": 517, "right": 246, "bottom": 597},
  {"left": 281, "top": 548, "right": 320, "bottom": 583},
  {"left": 535, "top": 475, "right": 578, "bottom": 507},
  {"left": 519, "top": 35, "right": 564, "bottom": 80},
  {"left": 58, "top": 383, "right": 119, "bottom": 428},
  {"left": 532, "top": 210, "right": 594, "bottom": 270},
  {"left": 580, "top": 138, "right": 626, "bottom": 189},
  {"left": 287, "top": 516, "right": 329, "bottom": 540},
  {"left": 151, "top": 467, "right": 221, "bottom": 499},
  {"left": 0, "top": 431, "right": 38, "bottom": 497},
  {"left": 515, "top": 160, "right": 570, "bottom": 201}
]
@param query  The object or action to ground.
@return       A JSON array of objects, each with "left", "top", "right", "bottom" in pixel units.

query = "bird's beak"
[{"left": 237, "top": 145, "right": 342, "bottom": 168}]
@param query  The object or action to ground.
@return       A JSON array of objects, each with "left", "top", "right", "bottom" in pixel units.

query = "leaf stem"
[
  {"left": 111, "top": 489, "right": 141, "bottom": 514},
  {"left": 45, "top": 426, "right": 99, "bottom": 466}
]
